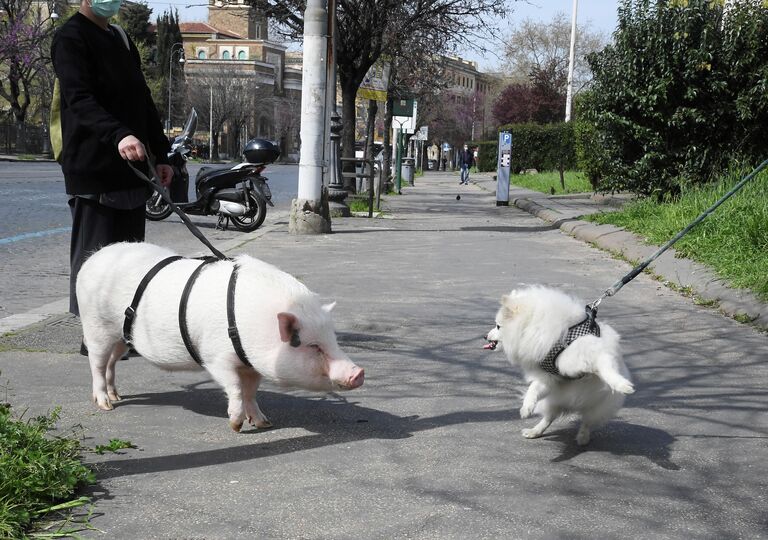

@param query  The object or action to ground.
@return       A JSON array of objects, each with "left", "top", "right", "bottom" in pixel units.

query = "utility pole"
[
  {"left": 209, "top": 86, "right": 213, "bottom": 162},
  {"left": 564, "top": 0, "right": 578, "bottom": 122},
  {"left": 290, "top": 0, "right": 332, "bottom": 234}
]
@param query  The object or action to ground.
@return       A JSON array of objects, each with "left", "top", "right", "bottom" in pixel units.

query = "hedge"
[{"left": 470, "top": 122, "right": 576, "bottom": 174}]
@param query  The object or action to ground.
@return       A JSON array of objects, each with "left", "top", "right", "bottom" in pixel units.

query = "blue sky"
[{"left": 143, "top": 0, "right": 620, "bottom": 70}]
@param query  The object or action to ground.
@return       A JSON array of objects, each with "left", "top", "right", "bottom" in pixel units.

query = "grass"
[
  {"left": 587, "top": 169, "right": 768, "bottom": 301},
  {"left": 509, "top": 170, "right": 593, "bottom": 195},
  {"left": 0, "top": 398, "right": 95, "bottom": 538}
]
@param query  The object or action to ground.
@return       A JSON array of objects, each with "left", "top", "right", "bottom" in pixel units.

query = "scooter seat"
[{"left": 196, "top": 164, "right": 239, "bottom": 182}]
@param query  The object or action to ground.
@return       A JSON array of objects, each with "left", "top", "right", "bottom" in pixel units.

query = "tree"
[
  {"left": 0, "top": 0, "right": 58, "bottom": 145},
  {"left": 249, "top": 0, "right": 509, "bottom": 183},
  {"left": 155, "top": 9, "right": 184, "bottom": 130},
  {"left": 187, "top": 65, "right": 260, "bottom": 161},
  {"left": 492, "top": 82, "right": 536, "bottom": 125},
  {"left": 581, "top": 0, "right": 768, "bottom": 196},
  {"left": 503, "top": 11, "right": 606, "bottom": 94}
]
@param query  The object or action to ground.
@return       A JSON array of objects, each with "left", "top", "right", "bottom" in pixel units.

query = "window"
[
  {"left": 197, "top": 50, "right": 207, "bottom": 59},
  {"left": 237, "top": 50, "right": 246, "bottom": 60},
  {"left": 222, "top": 50, "right": 231, "bottom": 60}
]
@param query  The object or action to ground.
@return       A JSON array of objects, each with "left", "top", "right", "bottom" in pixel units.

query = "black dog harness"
[
  {"left": 122, "top": 256, "right": 255, "bottom": 368},
  {"left": 540, "top": 306, "right": 601, "bottom": 380}
]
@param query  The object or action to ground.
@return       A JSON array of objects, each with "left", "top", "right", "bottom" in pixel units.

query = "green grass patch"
[
  {"left": 509, "top": 170, "right": 593, "bottom": 195},
  {"left": 587, "top": 169, "right": 768, "bottom": 301},
  {"left": 0, "top": 399, "right": 95, "bottom": 538},
  {"left": 94, "top": 438, "right": 136, "bottom": 455}
]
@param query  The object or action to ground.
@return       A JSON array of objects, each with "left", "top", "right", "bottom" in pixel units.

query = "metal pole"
[
  {"left": 395, "top": 126, "right": 403, "bottom": 193},
  {"left": 209, "top": 86, "right": 213, "bottom": 162},
  {"left": 564, "top": 0, "right": 578, "bottom": 122}
]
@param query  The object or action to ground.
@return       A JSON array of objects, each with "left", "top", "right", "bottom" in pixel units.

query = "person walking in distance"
[
  {"left": 51, "top": 0, "right": 173, "bottom": 320},
  {"left": 459, "top": 144, "right": 474, "bottom": 185}
]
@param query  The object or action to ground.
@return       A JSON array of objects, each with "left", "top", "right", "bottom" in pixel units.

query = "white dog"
[{"left": 485, "top": 286, "right": 634, "bottom": 445}]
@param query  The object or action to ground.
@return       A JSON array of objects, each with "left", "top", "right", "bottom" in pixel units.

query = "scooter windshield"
[{"left": 180, "top": 108, "right": 198, "bottom": 141}]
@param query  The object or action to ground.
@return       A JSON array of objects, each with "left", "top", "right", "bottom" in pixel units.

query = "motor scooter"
[{"left": 146, "top": 109, "right": 280, "bottom": 232}]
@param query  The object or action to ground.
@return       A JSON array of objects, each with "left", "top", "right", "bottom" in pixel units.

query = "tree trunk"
[
  {"left": 212, "top": 130, "right": 220, "bottom": 161},
  {"left": 382, "top": 98, "right": 393, "bottom": 191},
  {"left": 340, "top": 79, "right": 358, "bottom": 193}
]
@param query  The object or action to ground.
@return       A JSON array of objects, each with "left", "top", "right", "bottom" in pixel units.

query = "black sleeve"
[{"left": 51, "top": 31, "right": 134, "bottom": 149}]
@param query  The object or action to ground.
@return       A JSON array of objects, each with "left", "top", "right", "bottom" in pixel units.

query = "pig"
[{"left": 76, "top": 242, "right": 364, "bottom": 431}]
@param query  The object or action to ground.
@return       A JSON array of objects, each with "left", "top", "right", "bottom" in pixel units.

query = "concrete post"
[{"left": 290, "top": 0, "right": 332, "bottom": 234}]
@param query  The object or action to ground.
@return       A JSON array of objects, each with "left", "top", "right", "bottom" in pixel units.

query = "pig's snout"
[{"left": 345, "top": 366, "right": 365, "bottom": 389}]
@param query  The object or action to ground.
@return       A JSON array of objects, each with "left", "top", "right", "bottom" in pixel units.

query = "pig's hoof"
[
  {"left": 93, "top": 394, "right": 113, "bottom": 411},
  {"left": 254, "top": 418, "right": 273, "bottom": 429},
  {"left": 108, "top": 390, "right": 122, "bottom": 402},
  {"left": 521, "top": 428, "right": 542, "bottom": 439},
  {"left": 229, "top": 419, "right": 244, "bottom": 432}
]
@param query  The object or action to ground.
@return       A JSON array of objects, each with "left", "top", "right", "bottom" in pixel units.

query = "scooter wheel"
[
  {"left": 145, "top": 198, "right": 173, "bottom": 221},
  {"left": 230, "top": 193, "right": 267, "bottom": 232}
]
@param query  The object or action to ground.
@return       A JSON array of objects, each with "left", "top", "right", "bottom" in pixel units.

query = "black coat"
[{"left": 51, "top": 13, "right": 169, "bottom": 195}]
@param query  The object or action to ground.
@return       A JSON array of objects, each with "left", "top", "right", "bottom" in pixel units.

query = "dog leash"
[{"left": 588, "top": 157, "right": 768, "bottom": 312}]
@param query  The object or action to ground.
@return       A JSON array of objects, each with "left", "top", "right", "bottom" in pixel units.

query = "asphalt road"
[{"left": 0, "top": 161, "right": 297, "bottom": 318}]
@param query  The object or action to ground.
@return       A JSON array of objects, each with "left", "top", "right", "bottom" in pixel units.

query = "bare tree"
[
  {"left": 187, "top": 64, "right": 260, "bottom": 160},
  {"left": 503, "top": 12, "right": 606, "bottom": 94}
]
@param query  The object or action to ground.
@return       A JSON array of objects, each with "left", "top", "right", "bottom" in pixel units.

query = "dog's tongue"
[{"left": 483, "top": 342, "right": 497, "bottom": 350}]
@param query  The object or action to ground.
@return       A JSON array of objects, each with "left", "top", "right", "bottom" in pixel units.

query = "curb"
[{"left": 511, "top": 196, "right": 768, "bottom": 331}]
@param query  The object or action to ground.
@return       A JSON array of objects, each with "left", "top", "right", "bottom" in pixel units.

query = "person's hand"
[
  {"left": 118, "top": 135, "right": 146, "bottom": 161},
  {"left": 156, "top": 164, "right": 174, "bottom": 187}
]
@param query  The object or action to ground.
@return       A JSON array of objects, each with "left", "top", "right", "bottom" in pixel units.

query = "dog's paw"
[
  {"left": 612, "top": 379, "right": 635, "bottom": 395},
  {"left": 521, "top": 428, "right": 542, "bottom": 439},
  {"left": 519, "top": 403, "right": 534, "bottom": 419}
]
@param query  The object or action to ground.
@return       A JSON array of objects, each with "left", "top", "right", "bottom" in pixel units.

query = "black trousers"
[{"left": 68, "top": 197, "right": 145, "bottom": 315}]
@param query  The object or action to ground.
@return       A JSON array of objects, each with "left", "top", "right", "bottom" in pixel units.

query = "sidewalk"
[
  {"left": 1, "top": 171, "right": 767, "bottom": 539},
  {"left": 469, "top": 171, "right": 768, "bottom": 330}
]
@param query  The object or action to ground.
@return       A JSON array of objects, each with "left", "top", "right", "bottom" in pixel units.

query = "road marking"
[{"left": 0, "top": 227, "right": 71, "bottom": 245}]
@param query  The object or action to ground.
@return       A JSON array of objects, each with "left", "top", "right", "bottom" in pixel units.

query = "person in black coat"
[
  {"left": 51, "top": 0, "right": 173, "bottom": 316},
  {"left": 458, "top": 144, "right": 475, "bottom": 185}
]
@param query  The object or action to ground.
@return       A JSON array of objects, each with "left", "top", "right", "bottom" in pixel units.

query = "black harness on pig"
[
  {"left": 121, "top": 153, "right": 302, "bottom": 368},
  {"left": 121, "top": 256, "right": 258, "bottom": 368}
]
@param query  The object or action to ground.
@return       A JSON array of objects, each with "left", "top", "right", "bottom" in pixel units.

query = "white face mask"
[{"left": 89, "top": 0, "right": 122, "bottom": 18}]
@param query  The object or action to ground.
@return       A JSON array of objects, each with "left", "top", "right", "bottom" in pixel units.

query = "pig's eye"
[{"left": 496, "top": 324, "right": 501, "bottom": 330}]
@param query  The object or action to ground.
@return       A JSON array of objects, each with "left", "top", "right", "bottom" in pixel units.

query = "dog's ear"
[{"left": 500, "top": 294, "right": 519, "bottom": 319}]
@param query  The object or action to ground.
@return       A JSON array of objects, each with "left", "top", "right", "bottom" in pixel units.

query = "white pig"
[{"left": 77, "top": 242, "right": 364, "bottom": 431}]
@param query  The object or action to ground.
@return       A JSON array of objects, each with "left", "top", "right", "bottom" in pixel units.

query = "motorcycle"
[{"left": 145, "top": 109, "right": 281, "bottom": 232}]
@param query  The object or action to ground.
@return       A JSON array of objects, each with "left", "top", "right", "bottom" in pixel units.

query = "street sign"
[
  {"left": 413, "top": 125, "right": 428, "bottom": 141},
  {"left": 392, "top": 98, "right": 415, "bottom": 117},
  {"left": 358, "top": 62, "right": 390, "bottom": 101},
  {"left": 497, "top": 131, "right": 512, "bottom": 206}
]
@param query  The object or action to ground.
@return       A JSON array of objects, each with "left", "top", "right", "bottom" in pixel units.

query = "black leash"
[
  {"left": 126, "top": 154, "right": 227, "bottom": 260},
  {"left": 589, "top": 157, "right": 768, "bottom": 312}
]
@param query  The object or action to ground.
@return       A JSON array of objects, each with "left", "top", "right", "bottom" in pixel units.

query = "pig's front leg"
[
  {"left": 239, "top": 368, "right": 272, "bottom": 429},
  {"left": 105, "top": 341, "right": 128, "bottom": 402},
  {"left": 207, "top": 358, "right": 247, "bottom": 432}
]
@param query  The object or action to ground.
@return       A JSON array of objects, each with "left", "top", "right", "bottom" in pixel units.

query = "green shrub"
[
  {"left": 470, "top": 123, "right": 576, "bottom": 176},
  {"left": 0, "top": 402, "right": 95, "bottom": 538},
  {"left": 582, "top": 0, "right": 768, "bottom": 196}
]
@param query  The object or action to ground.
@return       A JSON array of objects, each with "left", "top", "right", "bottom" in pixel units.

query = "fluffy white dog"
[{"left": 485, "top": 286, "right": 634, "bottom": 445}]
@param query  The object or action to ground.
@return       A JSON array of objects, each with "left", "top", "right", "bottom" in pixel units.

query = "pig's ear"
[
  {"left": 277, "top": 312, "right": 299, "bottom": 343},
  {"left": 322, "top": 301, "right": 337, "bottom": 313}
]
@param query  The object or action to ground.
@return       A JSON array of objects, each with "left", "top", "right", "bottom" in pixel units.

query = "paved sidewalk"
[
  {"left": 469, "top": 171, "right": 768, "bottom": 330},
  {"left": 1, "top": 171, "right": 767, "bottom": 539}
]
